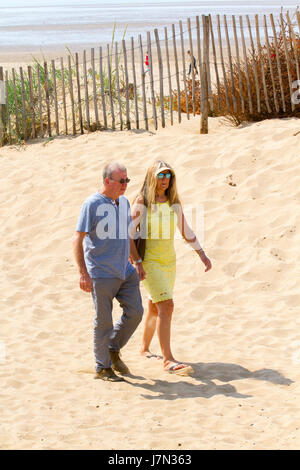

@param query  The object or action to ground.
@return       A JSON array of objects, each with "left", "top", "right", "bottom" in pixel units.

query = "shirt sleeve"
[{"left": 76, "top": 201, "right": 94, "bottom": 233}]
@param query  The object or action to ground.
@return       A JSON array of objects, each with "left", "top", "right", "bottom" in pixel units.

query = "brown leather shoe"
[
  {"left": 94, "top": 367, "right": 125, "bottom": 382},
  {"left": 109, "top": 351, "right": 130, "bottom": 375}
]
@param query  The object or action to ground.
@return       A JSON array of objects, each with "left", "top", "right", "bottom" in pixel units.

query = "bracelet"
[{"left": 134, "top": 258, "right": 143, "bottom": 264}]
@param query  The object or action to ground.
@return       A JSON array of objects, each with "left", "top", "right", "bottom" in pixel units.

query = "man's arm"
[
  {"left": 130, "top": 238, "right": 146, "bottom": 281},
  {"left": 73, "top": 231, "right": 93, "bottom": 292}
]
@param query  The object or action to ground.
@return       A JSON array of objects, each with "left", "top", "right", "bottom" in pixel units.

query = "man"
[{"left": 73, "top": 162, "right": 145, "bottom": 382}]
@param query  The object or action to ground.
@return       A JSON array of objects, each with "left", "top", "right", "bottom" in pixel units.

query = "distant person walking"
[
  {"left": 144, "top": 51, "right": 149, "bottom": 75},
  {"left": 73, "top": 162, "right": 144, "bottom": 382},
  {"left": 187, "top": 50, "right": 198, "bottom": 76}
]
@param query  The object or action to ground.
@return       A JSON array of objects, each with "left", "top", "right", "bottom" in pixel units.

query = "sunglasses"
[
  {"left": 157, "top": 172, "right": 172, "bottom": 179},
  {"left": 110, "top": 177, "right": 130, "bottom": 184}
]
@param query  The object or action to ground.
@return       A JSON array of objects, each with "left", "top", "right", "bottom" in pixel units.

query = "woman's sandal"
[
  {"left": 167, "top": 363, "right": 194, "bottom": 376},
  {"left": 145, "top": 353, "right": 163, "bottom": 360}
]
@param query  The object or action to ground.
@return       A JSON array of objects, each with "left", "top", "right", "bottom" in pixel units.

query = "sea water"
[{"left": 0, "top": 0, "right": 298, "bottom": 50}]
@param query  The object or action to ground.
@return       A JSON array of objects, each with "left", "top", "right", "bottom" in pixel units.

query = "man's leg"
[
  {"left": 91, "top": 278, "right": 121, "bottom": 372},
  {"left": 109, "top": 270, "right": 143, "bottom": 353}
]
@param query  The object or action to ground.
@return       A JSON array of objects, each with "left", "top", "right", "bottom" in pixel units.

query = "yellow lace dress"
[{"left": 142, "top": 202, "right": 177, "bottom": 303}]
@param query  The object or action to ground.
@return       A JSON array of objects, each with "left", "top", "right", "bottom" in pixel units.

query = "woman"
[{"left": 131, "top": 160, "right": 212, "bottom": 375}]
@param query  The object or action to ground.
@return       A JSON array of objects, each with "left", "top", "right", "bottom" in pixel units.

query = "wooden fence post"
[
  {"left": 147, "top": 31, "right": 157, "bottom": 130},
  {"left": 224, "top": 15, "right": 237, "bottom": 113},
  {"left": 179, "top": 20, "right": 189, "bottom": 120},
  {"left": 172, "top": 23, "right": 181, "bottom": 123},
  {"left": 67, "top": 55, "right": 76, "bottom": 136},
  {"left": 0, "top": 67, "right": 6, "bottom": 145},
  {"left": 122, "top": 40, "right": 130, "bottom": 130},
  {"left": 44, "top": 62, "right": 52, "bottom": 137},
  {"left": 131, "top": 37, "right": 139, "bottom": 130},
  {"left": 196, "top": 16, "right": 203, "bottom": 113},
  {"left": 83, "top": 50, "right": 90, "bottom": 131},
  {"left": 164, "top": 26, "right": 173, "bottom": 126},
  {"left": 239, "top": 16, "right": 253, "bottom": 114},
  {"left": 255, "top": 14, "right": 271, "bottom": 114},
  {"left": 200, "top": 15, "right": 209, "bottom": 134},
  {"left": 5, "top": 71, "right": 11, "bottom": 144},
  {"left": 138, "top": 34, "right": 148, "bottom": 131},
  {"left": 270, "top": 13, "right": 286, "bottom": 112},
  {"left": 217, "top": 15, "right": 230, "bottom": 111},
  {"left": 51, "top": 60, "right": 59, "bottom": 135},
  {"left": 246, "top": 15, "right": 261, "bottom": 113},
  {"left": 263, "top": 15, "right": 279, "bottom": 114},
  {"left": 187, "top": 17, "right": 196, "bottom": 116},
  {"left": 75, "top": 53, "right": 83, "bottom": 134},
  {"left": 232, "top": 15, "right": 245, "bottom": 113},
  {"left": 115, "top": 42, "right": 123, "bottom": 130},
  {"left": 107, "top": 44, "right": 115, "bottom": 130},
  {"left": 154, "top": 28, "right": 165, "bottom": 128},
  {"left": 99, "top": 46, "right": 108, "bottom": 130},
  {"left": 280, "top": 13, "right": 295, "bottom": 111},
  {"left": 19, "top": 67, "right": 28, "bottom": 140},
  {"left": 60, "top": 57, "right": 68, "bottom": 135},
  {"left": 209, "top": 14, "right": 221, "bottom": 112}
]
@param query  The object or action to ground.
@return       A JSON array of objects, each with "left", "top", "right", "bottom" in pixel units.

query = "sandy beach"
[{"left": 0, "top": 113, "right": 299, "bottom": 450}]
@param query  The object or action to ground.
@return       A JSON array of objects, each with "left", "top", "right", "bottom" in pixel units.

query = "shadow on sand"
[{"left": 126, "top": 361, "right": 293, "bottom": 401}]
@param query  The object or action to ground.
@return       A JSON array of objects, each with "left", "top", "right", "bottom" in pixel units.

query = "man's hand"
[
  {"left": 79, "top": 272, "right": 93, "bottom": 293},
  {"left": 135, "top": 262, "right": 146, "bottom": 281}
]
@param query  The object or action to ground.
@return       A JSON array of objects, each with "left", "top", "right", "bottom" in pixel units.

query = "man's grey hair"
[{"left": 103, "top": 162, "right": 127, "bottom": 182}]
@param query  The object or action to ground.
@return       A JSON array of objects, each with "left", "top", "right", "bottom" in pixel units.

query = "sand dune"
[{"left": 0, "top": 115, "right": 299, "bottom": 449}]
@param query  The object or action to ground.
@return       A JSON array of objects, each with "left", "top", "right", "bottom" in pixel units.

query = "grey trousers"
[{"left": 91, "top": 270, "right": 143, "bottom": 372}]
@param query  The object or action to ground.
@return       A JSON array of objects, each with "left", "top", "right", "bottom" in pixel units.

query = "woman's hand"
[
  {"left": 198, "top": 251, "right": 212, "bottom": 272},
  {"left": 135, "top": 262, "right": 146, "bottom": 281}
]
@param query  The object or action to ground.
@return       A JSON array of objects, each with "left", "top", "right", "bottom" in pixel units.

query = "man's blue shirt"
[{"left": 76, "top": 193, "right": 135, "bottom": 280}]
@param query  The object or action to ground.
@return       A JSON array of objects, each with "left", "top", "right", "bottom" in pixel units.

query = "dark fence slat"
[
  {"left": 263, "top": 15, "right": 279, "bottom": 113},
  {"left": 270, "top": 13, "right": 286, "bottom": 111},
  {"left": 154, "top": 28, "right": 165, "bottom": 128},
  {"left": 115, "top": 42, "right": 123, "bottom": 130},
  {"left": 138, "top": 34, "right": 148, "bottom": 131},
  {"left": 5, "top": 71, "right": 12, "bottom": 144},
  {"left": 67, "top": 55, "right": 76, "bottom": 135},
  {"left": 179, "top": 20, "right": 189, "bottom": 120},
  {"left": 75, "top": 53, "right": 84, "bottom": 134},
  {"left": 164, "top": 26, "right": 173, "bottom": 125},
  {"left": 147, "top": 31, "right": 157, "bottom": 130},
  {"left": 51, "top": 60, "right": 59, "bottom": 135},
  {"left": 172, "top": 23, "right": 181, "bottom": 123},
  {"left": 122, "top": 40, "right": 130, "bottom": 130},
  {"left": 83, "top": 50, "right": 90, "bottom": 131},
  {"left": 19, "top": 67, "right": 28, "bottom": 140},
  {"left": 224, "top": 15, "right": 237, "bottom": 113},
  {"left": 239, "top": 16, "right": 253, "bottom": 114},
  {"left": 187, "top": 17, "right": 196, "bottom": 116},
  {"left": 91, "top": 48, "right": 99, "bottom": 130},
  {"left": 255, "top": 14, "right": 271, "bottom": 113},
  {"left": 232, "top": 15, "right": 245, "bottom": 113},
  {"left": 99, "top": 46, "right": 108, "bottom": 130},
  {"left": 280, "top": 12, "right": 295, "bottom": 111},
  {"left": 60, "top": 57, "right": 68, "bottom": 135},
  {"left": 217, "top": 15, "right": 230, "bottom": 111},
  {"left": 44, "top": 62, "right": 52, "bottom": 137},
  {"left": 131, "top": 37, "right": 139, "bottom": 129}
]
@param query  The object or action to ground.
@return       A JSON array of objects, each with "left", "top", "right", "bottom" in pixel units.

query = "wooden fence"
[{"left": 0, "top": 10, "right": 300, "bottom": 145}]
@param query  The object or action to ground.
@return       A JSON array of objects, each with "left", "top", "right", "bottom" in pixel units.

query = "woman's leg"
[
  {"left": 156, "top": 299, "right": 176, "bottom": 367},
  {"left": 140, "top": 299, "right": 158, "bottom": 356},
  {"left": 156, "top": 299, "right": 189, "bottom": 371}
]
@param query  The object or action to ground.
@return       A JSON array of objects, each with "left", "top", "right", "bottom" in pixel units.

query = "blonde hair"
[{"left": 135, "top": 160, "right": 181, "bottom": 209}]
